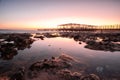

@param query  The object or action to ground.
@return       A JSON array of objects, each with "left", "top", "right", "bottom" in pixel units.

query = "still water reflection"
[{"left": 0, "top": 37, "right": 120, "bottom": 79}]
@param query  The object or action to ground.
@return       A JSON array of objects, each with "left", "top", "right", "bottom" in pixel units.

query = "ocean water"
[{"left": 0, "top": 29, "right": 58, "bottom": 33}]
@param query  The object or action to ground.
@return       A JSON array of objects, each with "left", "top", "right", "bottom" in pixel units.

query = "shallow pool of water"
[{"left": 0, "top": 37, "right": 120, "bottom": 79}]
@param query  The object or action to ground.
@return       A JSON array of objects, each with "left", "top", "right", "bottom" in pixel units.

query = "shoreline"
[{"left": 0, "top": 32, "right": 120, "bottom": 80}]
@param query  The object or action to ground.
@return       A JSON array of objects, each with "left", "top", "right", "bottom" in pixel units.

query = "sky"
[{"left": 0, "top": 0, "right": 120, "bottom": 29}]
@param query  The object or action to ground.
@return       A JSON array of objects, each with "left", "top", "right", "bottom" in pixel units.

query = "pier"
[{"left": 38, "top": 23, "right": 120, "bottom": 33}]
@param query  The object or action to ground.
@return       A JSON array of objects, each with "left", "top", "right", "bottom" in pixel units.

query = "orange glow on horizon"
[
  {"left": 35, "top": 17, "right": 120, "bottom": 28},
  {"left": 0, "top": 17, "right": 120, "bottom": 29}
]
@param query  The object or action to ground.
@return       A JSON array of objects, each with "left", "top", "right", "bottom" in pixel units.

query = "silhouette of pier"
[{"left": 38, "top": 23, "right": 120, "bottom": 32}]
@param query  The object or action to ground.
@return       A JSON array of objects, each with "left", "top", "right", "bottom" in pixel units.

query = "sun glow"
[
  {"left": 38, "top": 17, "right": 119, "bottom": 29},
  {"left": 1, "top": 17, "right": 119, "bottom": 29}
]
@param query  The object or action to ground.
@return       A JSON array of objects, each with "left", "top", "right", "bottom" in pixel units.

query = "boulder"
[
  {"left": 10, "top": 67, "right": 25, "bottom": 80},
  {"left": 80, "top": 74, "right": 100, "bottom": 80}
]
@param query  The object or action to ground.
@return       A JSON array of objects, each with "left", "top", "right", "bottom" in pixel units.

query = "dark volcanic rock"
[
  {"left": 57, "top": 69, "right": 82, "bottom": 80},
  {"left": 56, "top": 32, "right": 120, "bottom": 51},
  {"left": 28, "top": 54, "right": 100, "bottom": 80},
  {"left": 85, "top": 40, "right": 120, "bottom": 51},
  {"left": 34, "top": 34, "right": 44, "bottom": 40},
  {"left": 29, "top": 54, "right": 73, "bottom": 71},
  {"left": 10, "top": 67, "right": 25, "bottom": 80},
  {"left": 0, "top": 33, "right": 35, "bottom": 60},
  {"left": 0, "top": 43, "right": 17, "bottom": 60},
  {"left": 0, "top": 54, "right": 100, "bottom": 80},
  {"left": 80, "top": 74, "right": 100, "bottom": 80}
]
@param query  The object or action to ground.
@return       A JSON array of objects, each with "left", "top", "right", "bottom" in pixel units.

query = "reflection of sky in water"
[{"left": 0, "top": 37, "right": 120, "bottom": 76}]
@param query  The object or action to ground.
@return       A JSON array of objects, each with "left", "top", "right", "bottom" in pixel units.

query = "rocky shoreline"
[
  {"left": 0, "top": 54, "right": 100, "bottom": 80},
  {"left": 1, "top": 32, "right": 119, "bottom": 61},
  {"left": 0, "top": 33, "right": 35, "bottom": 60},
  {"left": 0, "top": 32, "right": 120, "bottom": 80},
  {"left": 37, "top": 32, "right": 120, "bottom": 52}
]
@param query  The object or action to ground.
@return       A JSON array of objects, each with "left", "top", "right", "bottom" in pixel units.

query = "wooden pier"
[{"left": 38, "top": 23, "right": 120, "bottom": 32}]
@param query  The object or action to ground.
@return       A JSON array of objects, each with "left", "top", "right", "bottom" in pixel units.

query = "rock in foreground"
[{"left": 28, "top": 54, "right": 100, "bottom": 80}]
